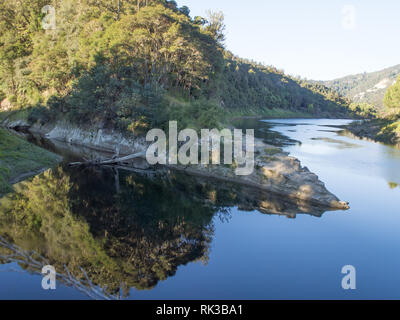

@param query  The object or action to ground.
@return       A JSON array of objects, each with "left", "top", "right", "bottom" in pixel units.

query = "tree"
[
  {"left": 205, "top": 11, "right": 226, "bottom": 44},
  {"left": 179, "top": 5, "right": 190, "bottom": 17},
  {"left": 384, "top": 76, "right": 400, "bottom": 111}
]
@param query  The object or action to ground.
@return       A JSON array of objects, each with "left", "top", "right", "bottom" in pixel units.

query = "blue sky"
[{"left": 179, "top": 0, "right": 400, "bottom": 80}]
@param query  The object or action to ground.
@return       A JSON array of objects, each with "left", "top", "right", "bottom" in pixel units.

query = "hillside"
[
  {"left": 345, "top": 74, "right": 400, "bottom": 147},
  {"left": 0, "top": 0, "right": 352, "bottom": 133},
  {"left": 322, "top": 65, "right": 400, "bottom": 110}
]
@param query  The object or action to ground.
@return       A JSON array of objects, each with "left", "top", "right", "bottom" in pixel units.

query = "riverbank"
[
  {"left": 226, "top": 107, "right": 311, "bottom": 121},
  {"left": 345, "top": 118, "right": 400, "bottom": 147},
  {"left": 225, "top": 107, "right": 356, "bottom": 124},
  {"left": 0, "top": 108, "right": 350, "bottom": 209},
  {"left": 1, "top": 119, "right": 398, "bottom": 300},
  {"left": 0, "top": 128, "right": 61, "bottom": 195}
]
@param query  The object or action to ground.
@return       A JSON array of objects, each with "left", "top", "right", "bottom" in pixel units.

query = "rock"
[
  {"left": 168, "top": 138, "right": 350, "bottom": 210},
  {"left": 30, "top": 121, "right": 148, "bottom": 156}
]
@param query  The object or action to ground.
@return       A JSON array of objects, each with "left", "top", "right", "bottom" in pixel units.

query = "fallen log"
[{"left": 69, "top": 151, "right": 147, "bottom": 167}]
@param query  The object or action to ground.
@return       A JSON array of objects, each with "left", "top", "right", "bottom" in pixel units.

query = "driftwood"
[{"left": 69, "top": 151, "right": 146, "bottom": 167}]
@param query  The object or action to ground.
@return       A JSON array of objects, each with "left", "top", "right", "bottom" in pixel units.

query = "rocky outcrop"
[
  {"left": 1, "top": 117, "right": 29, "bottom": 130},
  {"left": 168, "top": 141, "right": 349, "bottom": 210},
  {"left": 30, "top": 121, "right": 148, "bottom": 155}
]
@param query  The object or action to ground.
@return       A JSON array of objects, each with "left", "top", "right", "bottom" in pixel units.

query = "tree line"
[{"left": 0, "top": 0, "right": 353, "bottom": 133}]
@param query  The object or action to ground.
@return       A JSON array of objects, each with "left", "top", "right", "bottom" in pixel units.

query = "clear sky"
[{"left": 178, "top": 0, "right": 400, "bottom": 81}]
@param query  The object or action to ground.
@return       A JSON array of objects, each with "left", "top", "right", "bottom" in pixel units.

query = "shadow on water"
[{"left": 231, "top": 118, "right": 300, "bottom": 147}]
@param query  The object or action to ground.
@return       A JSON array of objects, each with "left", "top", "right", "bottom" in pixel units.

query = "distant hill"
[{"left": 321, "top": 65, "right": 400, "bottom": 110}]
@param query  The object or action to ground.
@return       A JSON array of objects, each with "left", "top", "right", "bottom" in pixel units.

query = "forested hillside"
[
  {"left": 322, "top": 65, "right": 400, "bottom": 111},
  {"left": 346, "top": 76, "right": 400, "bottom": 146},
  {"left": 0, "top": 0, "right": 351, "bottom": 133}
]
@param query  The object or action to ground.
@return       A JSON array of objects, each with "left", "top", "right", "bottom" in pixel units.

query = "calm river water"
[{"left": 0, "top": 119, "right": 399, "bottom": 300}]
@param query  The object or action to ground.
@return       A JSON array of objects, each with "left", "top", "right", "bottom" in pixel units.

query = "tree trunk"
[
  {"left": 117, "top": 0, "right": 120, "bottom": 20},
  {"left": 69, "top": 151, "right": 146, "bottom": 167}
]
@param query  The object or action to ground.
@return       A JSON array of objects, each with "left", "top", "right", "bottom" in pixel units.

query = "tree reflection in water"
[{"left": 0, "top": 165, "right": 332, "bottom": 299}]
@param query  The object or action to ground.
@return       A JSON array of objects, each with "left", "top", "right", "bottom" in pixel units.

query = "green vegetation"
[
  {"left": 0, "top": 162, "right": 330, "bottom": 296},
  {"left": 225, "top": 107, "right": 311, "bottom": 120},
  {"left": 0, "top": 128, "right": 60, "bottom": 194},
  {"left": 322, "top": 65, "right": 400, "bottom": 111},
  {"left": 384, "top": 76, "right": 400, "bottom": 111},
  {"left": 264, "top": 148, "right": 282, "bottom": 156},
  {"left": 0, "top": 166, "right": 259, "bottom": 296},
  {"left": 216, "top": 52, "right": 350, "bottom": 119},
  {"left": 0, "top": 0, "right": 352, "bottom": 135},
  {"left": 388, "top": 182, "right": 399, "bottom": 189},
  {"left": 348, "top": 102, "right": 377, "bottom": 118},
  {"left": 378, "top": 119, "right": 400, "bottom": 143},
  {"left": 0, "top": 108, "right": 30, "bottom": 123},
  {"left": 372, "top": 77, "right": 400, "bottom": 145},
  {"left": 346, "top": 77, "right": 400, "bottom": 146}
]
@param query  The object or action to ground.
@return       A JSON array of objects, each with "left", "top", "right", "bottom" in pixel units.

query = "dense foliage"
[
  {"left": 380, "top": 76, "right": 400, "bottom": 144},
  {"left": 347, "top": 77, "right": 400, "bottom": 147},
  {"left": 348, "top": 102, "right": 377, "bottom": 118},
  {"left": 218, "top": 53, "right": 349, "bottom": 117},
  {"left": 384, "top": 76, "right": 400, "bottom": 111},
  {"left": 0, "top": 0, "right": 352, "bottom": 133}
]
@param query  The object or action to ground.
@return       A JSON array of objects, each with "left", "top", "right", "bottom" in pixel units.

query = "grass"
[
  {"left": 0, "top": 128, "right": 60, "bottom": 195},
  {"left": 225, "top": 107, "right": 312, "bottom": 121},
  {"left": 162, "top": 95, "right": 313, "bottom": 128},
  {"left": 0, "top": 108, "right": 30, "bottom": 123},
  {"left": 264, "top": 148, "right": 282, "bottom": 156}
]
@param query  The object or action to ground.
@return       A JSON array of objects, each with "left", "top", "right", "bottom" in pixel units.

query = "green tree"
[{"left": 384, "top": 76, "right": 400, "bottom": 111}]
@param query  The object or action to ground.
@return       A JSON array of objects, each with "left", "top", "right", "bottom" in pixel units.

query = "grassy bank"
[
  {"left": 0, "top": 128, "right": 61, "bottom": 195},
  {"left": 226, "top": 107, "right": 311, "bottom": 120},
  {"left": 224, "top": 105, "right": 355, "bottom": 122},
  {"left": 0, "top": 108, "right": 30, "bottom": 123}
]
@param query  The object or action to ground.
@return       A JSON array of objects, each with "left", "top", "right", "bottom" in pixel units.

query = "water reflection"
[
  {"left": 388, "top": 182, "right": 399, "bottom": 189},
  {"left": 310, "top": 137, "right": 361, "bottom": 149},
  {"left": 0, "top": 164, "right": 335, "bottom": 299},
  {"left": 232, "top": 118, "right": 299, "bottom": 147},
  {"left": 262, "top": 119, "right": 400, "bottom": 187}
]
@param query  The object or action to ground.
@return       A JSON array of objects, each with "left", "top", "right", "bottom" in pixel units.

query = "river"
[{"left": 0, "top": 119, "right": 399, "bottom": 300}]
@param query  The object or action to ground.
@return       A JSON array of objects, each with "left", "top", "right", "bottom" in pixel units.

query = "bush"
[{"left": 161, "top": 96, "right": 223, "bottom": 131}]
